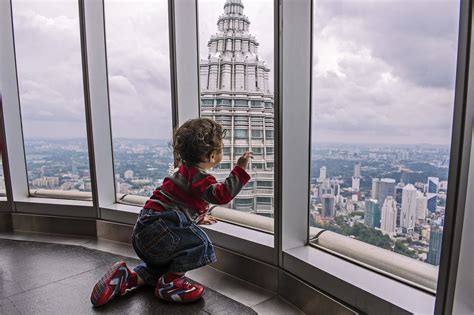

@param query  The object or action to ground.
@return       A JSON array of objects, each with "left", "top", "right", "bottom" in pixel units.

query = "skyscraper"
[
  {"left": 401, "top": 184, "right": 417, "bottom": 230},
  {"left": 200, "top": 0, "right": 274, "bottom": 215},
  {"left": 319, "top": 166, "right": 327, "bottom": 182},
  {"left": 321, "top": 194, "right": 335, "bottom": 219},
  {"left": 427, "top": 177, "right": 439, "bottom": 213},
  {"left": 427, "top": 226, "right": 443, "bottom": 266},
  {"left": 354, "top": 161, "right": 361, "bottom": 178},
  {"left": 373, "top": 178, "right": 396, "bottom": 206},
  {"left": 351, "top": 176, "right": 360, "bottom": 191},
  {"left": 381, "top": 196, "right": 397, "bottom": 235},
  {"left": 416, "top": 191, "right": 427, "bottom": 221},
  {"left": 372, "top": 178, "right": 380, "bottom": 199},
  {"left": 365, "top": 199, "right": 380, "bottom": 228}
]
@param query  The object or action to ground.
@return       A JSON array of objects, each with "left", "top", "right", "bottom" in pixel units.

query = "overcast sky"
[{"left": 10, "top": 0, "right": 460, "bottom": 145}]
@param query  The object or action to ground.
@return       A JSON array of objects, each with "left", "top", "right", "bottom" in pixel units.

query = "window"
[
  {"left": 257, "top": 197, "right": 272, "bottom": 204},
  {"left": 202, "top": 99, "right": 214, "bottom": 107},
  {"left": 257, "top": 181, "right": 273, "bottom": 188},
  {"left": 234, "top": 99, "right": 248, "bottom": 107},
  {"left": 12, "top": 0, "right": 91, "bottom": 194},
  {"left": 234, "top": 147, "right": 249, "bottom": 155},
  {"left": 264, "top": 102, "right": 273, "bottom": 109},
  {"left": 223, "top": 147, "right": 231, "bottom": 155},
  {"left": 252, "top": 147, "right": 263, "bottom": 155},
  {"left": 234, "top": 116, "right": 249, "bottom": 126},
  {"left": 216, "top": 99, "right": 231, "bottom": 106},
  {"left": 244, "top": 181, "right": 255, "bottom": 189},
  {"left": 199, "top": 0, "right": 274, "bottom": 217},
  {"left": 251, "top": 100, "right": 263, "bottom": 108},
  {"left": 253, "top": 163, "right": 264, "bottom": 169},
  {"left": 234, "top": 129, "right": 248, "bottom": 139},
  {"left": 267, "top": 162, "right": 274, "bottom": 169},
  {"left": 309, "top": 0, "right": 459, "bottom": 287},
  {"left": 234, "top": 198, "right": 254, "bottom": 207},
  {"left": 105, "top": 0, "right": 173, "bottom": 198},
  {"left": 265, "top": 130, "right": 274, "bottom": 139},
  {"left": 266, "top": 147, "right": 274, "bottom": 155},
  {"left": 251, "top": 130, "right": 263, "bottom": 139}
]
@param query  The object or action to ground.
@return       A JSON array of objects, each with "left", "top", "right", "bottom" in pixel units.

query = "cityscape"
[
  {"left": 310, "top": 143, "right": 449, "bottom": 266},
  {"left": 0, "top": 138, "right": 449, "bottom": 267}
]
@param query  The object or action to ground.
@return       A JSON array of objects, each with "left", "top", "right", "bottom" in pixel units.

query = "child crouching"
[{"left": 90, "top": 118, "right": 252, "bottom": 306}]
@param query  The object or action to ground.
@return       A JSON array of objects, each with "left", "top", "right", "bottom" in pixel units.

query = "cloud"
[
  {"left": 311, "top": 0, "right": 460, "bottom": 144},
  {"left": 10, "top": 0, "right": 460, "bottom": 146}
]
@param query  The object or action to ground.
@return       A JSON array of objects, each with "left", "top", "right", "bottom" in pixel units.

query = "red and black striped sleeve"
[{"left": 194, "top": 166, "right": 251, "bottom": 205}]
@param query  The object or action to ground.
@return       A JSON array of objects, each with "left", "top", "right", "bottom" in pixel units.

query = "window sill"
[
  {"left": 14, "top": 197, "right": 95, "bottom": 218},
  {"left": 284, "top": 245, "right": 435, "bottom": 314}
]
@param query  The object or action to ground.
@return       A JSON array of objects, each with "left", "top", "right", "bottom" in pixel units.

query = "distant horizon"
[{"left": 22, "top": 137, "right": 451, "bottom": 148}]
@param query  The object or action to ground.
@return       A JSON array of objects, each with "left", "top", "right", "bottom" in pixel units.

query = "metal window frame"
[{"left": 435, "top": 0, "right": 473, "bottom": 313}]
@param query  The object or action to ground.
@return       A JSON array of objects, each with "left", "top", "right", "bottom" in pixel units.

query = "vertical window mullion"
[
  {"left": 0, "top": 0, "right": 29, "bottom": 204},
  {"left": 171, "top": 0, "right": 200, "bottom": 125},
  {"left": 279, "top": 0, "right": 312, "bottom": 257},
  {"left": 79, "top": 0, "right": 116, "bottom": 214}
]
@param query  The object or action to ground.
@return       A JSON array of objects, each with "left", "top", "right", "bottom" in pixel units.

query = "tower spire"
[{"left": 218, "top": 0, "right": 250, "bottom": 34}]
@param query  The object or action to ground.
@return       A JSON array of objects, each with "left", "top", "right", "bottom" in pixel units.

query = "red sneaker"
[
  {"left": 155, "top": 275, "right": 205, "bottom": 303},
  {"left": 90, "top": 261, "right": 135, "bottom": 307}
]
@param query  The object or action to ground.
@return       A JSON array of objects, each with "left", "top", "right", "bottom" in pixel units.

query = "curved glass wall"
[
  {"left": 104, "top": 0, "right": 173, "bottom": 198},
  {"left": 12, "top": 0, "right": 91, "bottom": 195},
  {"left": 309, "top": 0, "right": 461, "bottom": 289},
  {"left": 198, "top": 0, "right": 275, "bottom": 219}
]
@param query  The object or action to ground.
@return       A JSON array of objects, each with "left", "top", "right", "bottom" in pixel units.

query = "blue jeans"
[{"left": 132, "top": 208, "right": 217, "bottom": 286}]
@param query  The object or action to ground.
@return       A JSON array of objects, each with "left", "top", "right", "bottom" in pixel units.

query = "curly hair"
[{"left": 173, "top": 118, "right": 225, "bottom": 166}]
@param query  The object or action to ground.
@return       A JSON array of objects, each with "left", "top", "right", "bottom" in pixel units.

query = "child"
[{"left": 90, "top": 118, "right": 252, "bottom": 306}]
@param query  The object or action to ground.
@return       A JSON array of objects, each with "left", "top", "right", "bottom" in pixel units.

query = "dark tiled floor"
[{"left": 0, "top": 239, "right": 256, "bottom": 315}]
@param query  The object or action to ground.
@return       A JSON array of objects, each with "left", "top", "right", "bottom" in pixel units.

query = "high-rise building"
[
  {"left": 373, "top": 178, "right": 396, "bottom": 206},
  {"left": 351, "top": 176, "right": 360, "bottom": 191},
  {"left": 416, "top": 191, "right": 427, "bottom": 221},
  {"left": 427, "top": 177, "right": 439, "bottom": 194},
  {"left": 319, "top": 166, "right": 327, "bottom": 182},
  {"left": 381, "top": 196, "right": 397, "bottom": 235},
  {"left": 395, "top": 183, "right": 404, "bottom": 204},
  {"left": 200, "top": 0, "right": 274, "bottom": 215},
  {"left": 365, "top": 199, "right": 380, "bottom": 228},
  {"left": 321, "top": 194, "right": 335, "bottom": 219},
  {"left": 354, "top": 161, "right": 361, "bottom": 178},
  {"left": 372, "top": 178, "right": 380, "bottom": 199},
  {"left": 427, "top": 226, "right": 443, "bottom": 266},
  {"left": 427, "top": 177, "right": 439, "bottom": 213},
  {"left": 401, "top": 184, "right": 417, "bottom": 230}
]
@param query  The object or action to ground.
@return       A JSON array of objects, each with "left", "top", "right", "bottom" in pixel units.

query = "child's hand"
[
  {"left": 198, "top": 214, "right": 218, "bottom": 225},
  {"left": 237, "top": 151, "right": 254, "bottom": 169}
]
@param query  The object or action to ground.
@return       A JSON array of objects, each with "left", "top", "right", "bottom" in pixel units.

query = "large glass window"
[
  {"left": 310, "top": 0, "right": 460, "bottom": 286},
  {"left": 105, "top": 0, "right": 173, "bottom": 198},
  {"left": 198, "top": 0, "right": 275, "bottom": 219},
  {"left": 12, "top": 0, "right": 91, "bottom": 195}
]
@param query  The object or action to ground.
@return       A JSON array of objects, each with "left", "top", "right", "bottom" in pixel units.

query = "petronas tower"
[{"left": 200, "top": 0, "right": 274, "bottom": 216}]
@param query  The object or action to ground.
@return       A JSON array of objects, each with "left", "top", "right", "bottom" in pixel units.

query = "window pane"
[
  {"left": 310, "top": 0, "right": 460, "bottom": 286},
  {"left": 199, "top": 0, "right": 275, "bottom": 220},
  {"left": 12, "top": 0, "right": 91, "bottom": 195},
  {"left": 105, "top": 0, "right": 173, "bottom": 197}
]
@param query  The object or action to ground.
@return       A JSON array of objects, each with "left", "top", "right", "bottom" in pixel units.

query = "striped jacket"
[{"left": 144, "top": 164, "right": 251, "bottom": 222}]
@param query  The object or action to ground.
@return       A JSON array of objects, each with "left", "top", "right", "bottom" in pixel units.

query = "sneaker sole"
[{"left": 90, "top": 261, "right": 128, "bottom": 307}]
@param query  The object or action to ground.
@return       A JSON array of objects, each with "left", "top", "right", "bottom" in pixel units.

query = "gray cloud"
[
  {"left": 10, "top": 0, "right": 460, "bottom": 146},
  {"left": 312, "top": 0, "right": 459, "bottom": 144}
]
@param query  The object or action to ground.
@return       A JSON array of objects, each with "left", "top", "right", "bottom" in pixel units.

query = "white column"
[
  {"left": 280, "top": 0, "right": 311, "bottom": 254},
  {"left": 80, "top": 0, "right": 116, "bottom": 208},
  {"left": 172, "top": 0, "right": 200, "bottom": 124}
]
